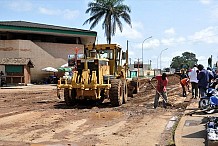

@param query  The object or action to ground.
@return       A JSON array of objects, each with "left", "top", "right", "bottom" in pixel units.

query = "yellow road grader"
[{"left": 57, "top": 44, "right": 139, "bottom": 106}]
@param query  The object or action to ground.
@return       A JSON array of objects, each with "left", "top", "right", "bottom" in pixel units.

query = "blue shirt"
[{"left": 197, "top": 69, "right": 209, "bottom": 88}]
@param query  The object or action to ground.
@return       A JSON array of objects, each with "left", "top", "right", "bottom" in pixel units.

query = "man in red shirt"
[{"left": 151, "top": 73, "right": 168, "bottom": 109}]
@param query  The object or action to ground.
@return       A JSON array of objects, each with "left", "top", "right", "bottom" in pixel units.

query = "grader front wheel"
[
  {"left": 64, "top": 88, "right": 77, "bottom": 106},
  {"left": 64, "top": 89, "right": 71, "bottom": 106},
  {"left": 109, "top": 79, "right": 123, "bottom": 106}
]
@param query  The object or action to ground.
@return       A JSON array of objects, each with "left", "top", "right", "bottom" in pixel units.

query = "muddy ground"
[{"left": 0, "top": 77, "right": 189, "bottom": 146}]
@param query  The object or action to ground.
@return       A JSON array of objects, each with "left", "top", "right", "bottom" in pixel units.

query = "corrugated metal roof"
[
  {"left": 0, "top": 21, "right": 94, "bottom": 33},
  {"left": 0, "top": 58, "right": 34, "bottom": 67}
]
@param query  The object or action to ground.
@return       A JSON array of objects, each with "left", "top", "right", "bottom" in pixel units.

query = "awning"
[
  {"left": 0, "top": 58, "right": 34, "bottom": 68},
  {"left": 41, "top": 67, "right": 58, "bottom": 72},
  {"left": 58, "top": 67, "right": 72, "bottom": 72}
]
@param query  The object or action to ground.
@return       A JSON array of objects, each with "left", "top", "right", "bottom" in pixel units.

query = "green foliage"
[
  {"left": 83, "top": 0, "right": 132, "bottom": 44},
  {"left": 170, "top": 52, "right": 198, "bottom": 70}
]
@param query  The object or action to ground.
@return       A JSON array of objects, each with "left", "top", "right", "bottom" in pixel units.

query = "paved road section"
[{"left": 175, "top": 98, "right": 218, "bottom": 146}]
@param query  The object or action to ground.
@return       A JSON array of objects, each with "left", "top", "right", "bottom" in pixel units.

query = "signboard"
[
  {"left": 68, "top": 54, "right": 76, "bottom": 67},
  {"left": 134, "top": 61, "right": 143, "bottom": 68}
]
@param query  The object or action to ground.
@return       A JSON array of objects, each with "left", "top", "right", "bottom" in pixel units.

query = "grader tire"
[
  {"left": 122, "top": 80, "right": 128, "bottom": 103},
  {"left": 64, "top": 89, "right": 71, "bottom": 106},
  {"left": 64, "top": 88, "right": 77, "bottom": 106},
  {"left": 109, "top": 79, "right": 123, "bottom": 106},
  {"left": 71, "top": 88, "right": 77, "bottom": 105}
]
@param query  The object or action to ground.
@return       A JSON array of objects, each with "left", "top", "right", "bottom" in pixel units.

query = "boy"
[{"left": 180, "top": 78, "right": 190, "bottom": 97}]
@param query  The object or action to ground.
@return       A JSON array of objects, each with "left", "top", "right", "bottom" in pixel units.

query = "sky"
[{"left": 0, "top": 0, "right": 218, "bottom": 69}]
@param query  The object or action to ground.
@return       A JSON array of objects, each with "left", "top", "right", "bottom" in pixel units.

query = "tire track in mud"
[{"left": 0, "top": 76, "right": 189, "bottom": 146}]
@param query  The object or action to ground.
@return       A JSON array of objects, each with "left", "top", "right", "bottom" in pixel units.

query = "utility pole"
[
  {"left": 127, "top": 40, "right": 129, "bottom": 66},
  {"left": 126, "top": 40, "right": 129, "bottom": 77},
  {"left": 137, "top": 58, "right": 140, "bottom": 78},
  {"left": 149, "top": 60, "right": 152, "bottom": 70}
]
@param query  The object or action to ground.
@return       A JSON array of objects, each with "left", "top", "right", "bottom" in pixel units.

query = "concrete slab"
[{"left": 175, "top": 100, "right": 207, "bottom": 146}]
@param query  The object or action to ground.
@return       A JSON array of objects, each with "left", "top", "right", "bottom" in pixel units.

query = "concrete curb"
[{"left": 175, "top": 99, "right": 206, "bottom": 146}]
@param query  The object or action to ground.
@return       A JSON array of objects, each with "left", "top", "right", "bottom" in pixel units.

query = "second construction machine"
[{"left": 57, "top": 44, "right": 138, "bottom": 106}]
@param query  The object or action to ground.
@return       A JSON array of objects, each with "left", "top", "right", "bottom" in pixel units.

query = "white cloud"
[
  {"left": 197, "top": 55, "right": 207, "bottom": 61},
  {"left": 39, "top": 7, "right": 79, "bottom": 20},
  {"left": 196, "top": 55, "right": 208, "bottom": 66},
  {"left": 200, "top": 0, "right": 212, "bottom": 5},
  {"left": 189, "top": 26, "right": 218, "bottom": 44},
  {"left": 39, "top": 7, "right": 57, "bottom": 15},
  {"left": 8, "top": 0, "right": 32, "bottom": 11},
  {"left": 116, "top": 21, "right": 144, "bottom": 40},
  {"left": 164, "top": 28, "right": 175, "bottom": 35},
  {"left": 170, "top": 50, "right": 184, "bottom": 58},
  {"left": 62, "top": 9, "right": 79, "bottom": 20},
  {"left": 210, "top": 6, "right": 218, "bottom": 21},
  {"left": 176, "top": 37, "right": 186, "bottom": 43},
  {"left": 144, "top": 39, "right": 160, "bottom": 48},
  {"left": 138, "top": 36, "right": 186, "bottom": 49},
  {"left": 161, "top": 38, "right": 175, "bottom": 46}
]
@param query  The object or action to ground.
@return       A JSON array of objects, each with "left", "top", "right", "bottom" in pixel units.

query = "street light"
[
  {"left": 142, "top": 36, "right": 152, "bottom": 70},
  {"left": 160, "top": 48, "right": 168, "bottom": 72}
]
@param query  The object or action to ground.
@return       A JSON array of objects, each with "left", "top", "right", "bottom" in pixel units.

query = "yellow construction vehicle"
[{"left": 57, "top": 44, "right": 138, "bottom": 106}]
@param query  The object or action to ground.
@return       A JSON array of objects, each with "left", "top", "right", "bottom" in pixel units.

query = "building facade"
[{"left": 0, "top": 21, "right": 97, "bottom": 84}]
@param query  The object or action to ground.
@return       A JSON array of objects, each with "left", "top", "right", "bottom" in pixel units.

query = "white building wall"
[{"left": 0, "top": 40, "right": 84, "bottom": 82}]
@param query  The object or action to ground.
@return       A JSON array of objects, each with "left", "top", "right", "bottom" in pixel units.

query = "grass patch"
[{"left": 167, "top": 113, "right": 183, "bottom": 146}]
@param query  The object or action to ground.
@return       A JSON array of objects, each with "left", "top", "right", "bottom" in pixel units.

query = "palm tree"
[{"left": 83, "top": 0, "right": 131, "bottom": 44}]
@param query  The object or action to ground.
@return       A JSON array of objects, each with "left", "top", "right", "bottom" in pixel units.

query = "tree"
[
  {"left": 170, "top": 52, "right": 198, "bottom": 70},
  {"left": 83, "top": 0, "right": 132, "bottom": 44}
]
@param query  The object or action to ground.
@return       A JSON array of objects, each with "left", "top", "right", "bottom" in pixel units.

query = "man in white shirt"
[{"left": 189, "top": 64, "right": 199, "bottom": 98}]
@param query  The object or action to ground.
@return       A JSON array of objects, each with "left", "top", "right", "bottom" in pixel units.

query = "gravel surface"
[{"left": 0, "top": 76, "right": 188, "bottom": 146}]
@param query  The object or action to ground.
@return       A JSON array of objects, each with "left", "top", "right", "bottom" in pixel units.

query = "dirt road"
[{"left": 0, "top": 80, "right": 187, "bottom": 146}]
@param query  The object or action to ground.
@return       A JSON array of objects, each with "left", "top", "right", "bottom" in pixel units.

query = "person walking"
[
  {"left": 197, "top": 64, "right": 210, "bottom": 98},
  {"left": 189, "top": 64, "right": 199, "bottom": 99},
  {"left": 150, "top": 73, "right": 168, "bottom": 109},
  {"left": 180, "top": 77, "right": 190, "bottom": 97}
]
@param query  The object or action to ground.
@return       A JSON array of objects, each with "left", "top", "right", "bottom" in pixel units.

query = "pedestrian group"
[
  {"left": 179, "top": 64, "right": 217, "bottom": 99},
  {"left": 150, "top": 64, "right": 217, "bottom": 109}
]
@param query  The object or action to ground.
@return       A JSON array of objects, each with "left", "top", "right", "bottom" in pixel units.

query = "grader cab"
[{"left": 57, "top": 44, "right": 138, "bottom": 106}]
